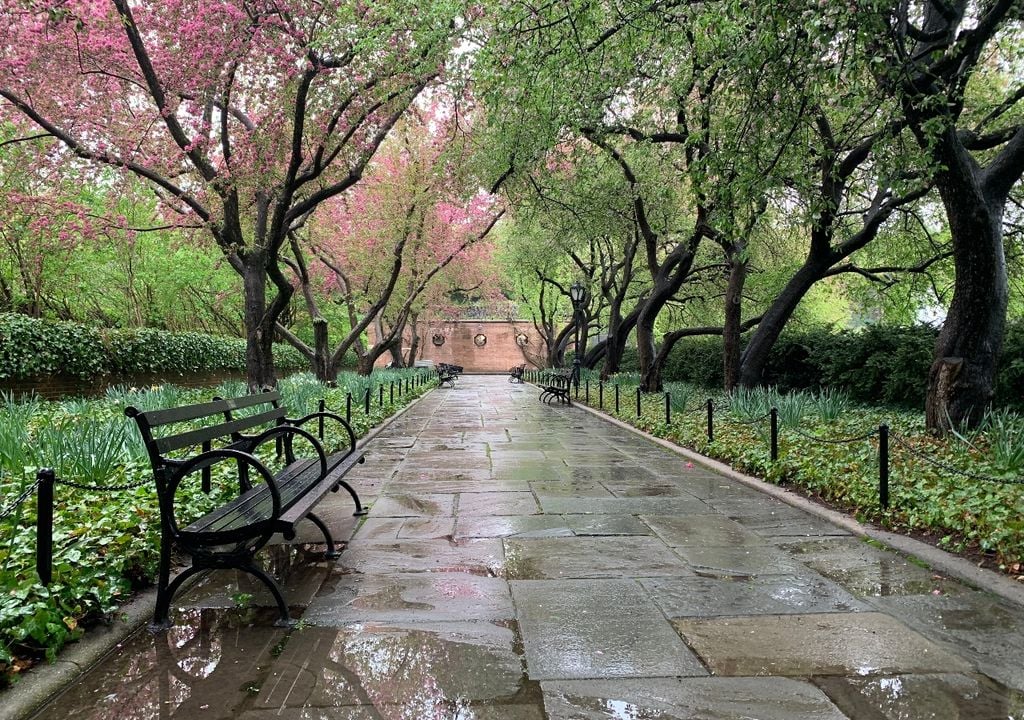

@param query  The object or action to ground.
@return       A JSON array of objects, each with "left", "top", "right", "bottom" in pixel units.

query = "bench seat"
[{"left": 183, "top": 449, "right": 365, "bottom": 542}]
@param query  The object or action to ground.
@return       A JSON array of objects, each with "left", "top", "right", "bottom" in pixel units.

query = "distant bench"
[
  {"left": 126, "top": 390, "right": 366, "bottom": 630},
  {"left": 538, "top": 370, "right": 572, "bottom": 405},
  {"left": 509, "top": 364, "right": 526, "bottom": 383},
  {"left": 437, "top": 363, "right": 462, "bottom": 387}
]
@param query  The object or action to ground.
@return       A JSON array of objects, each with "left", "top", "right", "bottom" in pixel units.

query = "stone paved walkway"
[{"left": 25, "top": 376, "right": 1024, "bottom": 718}]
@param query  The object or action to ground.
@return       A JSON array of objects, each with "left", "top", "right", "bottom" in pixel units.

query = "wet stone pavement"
[{"left": 26, "top": 376, "right": 1024, "bottom": 719}]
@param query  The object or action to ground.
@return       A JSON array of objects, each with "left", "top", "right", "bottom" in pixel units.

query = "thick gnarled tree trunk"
[{"left": 924, "top": 153, "right": 1009, "bottom": 431}]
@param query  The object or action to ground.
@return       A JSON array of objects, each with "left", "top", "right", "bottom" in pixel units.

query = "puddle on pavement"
[
  {"left": 673, "top": 612, "right": 971, "bottom": 678},
  {"left": 816, "top": 673, "right": 1024, "bottom": 720},
  {"left": 783, "top": 538, "right": 967, "bottom": 597},
  {"left": 542, "top": 677, "right": 848, "bottom": 720},
  {"left": 31, "top": 609, "right": 544, "bottom": 720},
  {"left": 182, "top": 543, "right": 332, "bottom": 610}
]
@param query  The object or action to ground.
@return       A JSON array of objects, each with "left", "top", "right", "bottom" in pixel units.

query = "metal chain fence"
[{"left": 890, "top": 431, "right": 1024, "bottom": 486}]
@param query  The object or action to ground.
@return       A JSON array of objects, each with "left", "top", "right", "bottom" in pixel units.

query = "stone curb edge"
[
  {"left": 2, "top": 388, "right": 431, "bottom": 720},
  {"left": 568, "top": 396, "right": 1024, "bottom": 608}
]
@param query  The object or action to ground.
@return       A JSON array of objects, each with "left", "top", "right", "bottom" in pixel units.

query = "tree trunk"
[
  {"left": 722, "top": 244, "right": 747, "bottom": 392},
  {"left": 601, "top": 304, "right": 641, "bottom": 381},
  {"left": 638, "top": 267, "right": 692, "bottom": 391},
  {"left": 242, "top": 252, "right": 276, "bottom": 390},
  {"left": 739, "top": 254, "right": 831, "bottom": 388},
  {"left": 312, "top": 318, "right": 332, "bottom": 382},
  {"left": 925, "top": 168, "right": 1008, "bottom": 430},
  {"left": 637, "top": 309, "right": 660, "bottom": 391},
  {"left": 405, "top": 312, "right": 421, "bottom": 366},
  {"left": 355, "top": 353, "right": 376, "bottom": 376}
]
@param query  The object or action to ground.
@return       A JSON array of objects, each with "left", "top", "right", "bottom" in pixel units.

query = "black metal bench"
[
  {"left": 539, "top": 370, "right": 572, "bottom": 404},
  {"left": 509, "top": 364, "right": 526, "bottom": 383},
  {"left": 126, "top": 391, "right": 366, "bottom": 630},
  {"left": 437, "top": 362, "right": 461, "bottom": 387}
]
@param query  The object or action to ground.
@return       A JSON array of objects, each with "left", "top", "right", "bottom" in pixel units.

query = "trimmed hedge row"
[
  {"left": 616, "top": 322, "right": 1024, "bottom": 407},
  {"left": 0, "top": 313, "right": 307, "bottom": 380}
]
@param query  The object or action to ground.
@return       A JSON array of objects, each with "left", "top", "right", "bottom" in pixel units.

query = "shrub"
[{"left": 0, "top": 314, "right": 305, "bottom": 380}]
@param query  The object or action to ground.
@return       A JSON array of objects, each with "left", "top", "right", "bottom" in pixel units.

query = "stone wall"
[{"left": 373, "top": 320, "right": 545, "bottom": 373}]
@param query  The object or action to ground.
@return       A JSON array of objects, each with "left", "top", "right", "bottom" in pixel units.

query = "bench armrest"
[
  {"left": 248, "top": 423, "right": 330, "bottom": 477},
  {"left": 287, "top": 410, "right": 358, "bottom": 460},
  {"left": 167, "top": 448, "right": 281, "bottom": 538}
]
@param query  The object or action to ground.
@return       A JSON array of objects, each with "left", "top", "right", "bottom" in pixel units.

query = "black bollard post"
[
  {"left": 879, "top": 424, "right": 890, "bottom": 509},
  {"left": 364, "top": 388, "right": 371, "bottom": 414},
  {"left": 770, "top": 407, "right": 778, "bottom": 461},
  {"left": 390, "top": 382, "right": 394, "bottom": 404},
  {"left": 36, "top": 469, "right": 54, "bottom": 586},
  {"left": 346, "top": 392, "right": 352, "bottom": 424},
  {"left": 379, "top": 384, "right": 384, "bottom": 407},
  {"left": 636, "top": 386, "right": 642, "bottom": 417},
  {"left": 586, "top": 380, "right": 590, "bottom": 404},
  {"left": 706, "top": 399, "right": 714, "bottom": 443},
  {"left": 599, "top": 382, "right": 604, "bottom": 409},
  {"left": 665, "top": 392, "right": 671, "bottom": 425},
  {"left": 615, "top": 384, "right": 620, "bottom": 414},
  {"left": 318, "top": 399, "right": 326, "bottom": 440}
]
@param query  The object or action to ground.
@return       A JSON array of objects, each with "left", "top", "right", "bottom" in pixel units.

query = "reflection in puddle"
[
  {"left": 30, "top": 610, "right": 539, "bottom": 720},
  {"left": 817, "top": 673, "right": 1024, "bottom": 719}
]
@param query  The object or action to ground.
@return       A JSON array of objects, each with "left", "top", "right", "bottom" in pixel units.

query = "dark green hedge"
[
  {"left": 0, "top": 313, "right": 306, "bottom": 380},
  {"left": 616, "top": 322, "right": 1024, "bottom": 407}
]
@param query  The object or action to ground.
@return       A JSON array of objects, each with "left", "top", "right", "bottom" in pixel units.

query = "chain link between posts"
[
  {"left": 787, "top": 426, "right": 880, "bottom": 445},
  {"left": 890, "top": 431, "right": 1024, "bottom": 486},
  {"left": 0, "top": 478, "right": 42, "bottom": 521}
]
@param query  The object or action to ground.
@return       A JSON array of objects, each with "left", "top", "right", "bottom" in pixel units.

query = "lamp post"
[{"left": 569, "top": 280, "right": 587, "bottom": 391}]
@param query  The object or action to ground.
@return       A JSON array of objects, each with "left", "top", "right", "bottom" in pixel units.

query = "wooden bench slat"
[
  {"left": 183, "top": 450, "right": 363, "bottom": 538},
  {"left": 154, "top": 407, "right": 287, "bottom": 454},
  {"left": 136, "top": 391, "right": 280, "bottom": 427}
]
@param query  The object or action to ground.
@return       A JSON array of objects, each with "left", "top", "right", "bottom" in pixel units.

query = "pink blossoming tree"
[
  {"left": 277, "top": 100, "right": 504, "bottom": 378},
  {"left": 0, "top": 0, "right": 470, "bottom": 387}
]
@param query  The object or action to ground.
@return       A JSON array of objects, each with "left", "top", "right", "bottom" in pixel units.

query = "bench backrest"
[{"left": 126, "top": 391, "right": 285, "bottom": 472}]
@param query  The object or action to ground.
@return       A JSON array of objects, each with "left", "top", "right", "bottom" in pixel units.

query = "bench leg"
[
  {"left": 239, "top": 562, "right": 293, "bottom": 628},
  {"left": 151, "top": 563, "right": 205, "bottom": 632},
  {"left": 150, "top": 530, "right": 176, "bottom": 632},
  {"left": 333, "top": 478, "right": 369, "bottom": 516},
  {"left": 305, "top": 511, "right": 340, "bottom": 559}
]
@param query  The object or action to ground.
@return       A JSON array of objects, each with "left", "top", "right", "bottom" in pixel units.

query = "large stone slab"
[
  {"left": 641, "top": 575, "right": 869, "bottom": 617},
  {"left": 538, "top": 496, "right": 710, "bottom": 516},
  {"left": 370, "top": 493, "right": 455, "bottom": 517},
  {"left": 458, "top": 491, "right": 540, "bottom": 516},
  {"left": 642, "top": 514, "right": 764, "bottom": 547},
  {"left": 783, "top": 538, "right": 967, "bottom": 597},
  {"left": 503, "top": 536, "right": 693, "bottom": 580},
  {"left": 353, "top": 518, "right": 455, "bottom": 541},
  {"left": 337, "top": 539, "right": 504, "bottom": 576},
  {"left": 543, "top": 677, "right": 848, "bottom": 720},
  {"left": 456, "top": 515, "right": 575, "bottom": 539},
  {"left": 529, "top": 480, "right": 615, "bottom": 498},
  {"left": 674, "top": 612, "right": 972, "bottom": 677},
  {"left": 673, "top": 544, "right": 804, "bottom": 577},
  {"left": 871, "top": 592, "right": 1024, "bottom": 692},
  {"left": 513, "top": 580, "right": 706, "bottom": 680},
  {"left": 305, "top": 572, "right": 514, "bottom": 623},
  {"left": 565, "top": 514, "right": 652, "bottom": 536},
  {"left": 816, "top": 673, "right": 1024, "bottom": 720}
]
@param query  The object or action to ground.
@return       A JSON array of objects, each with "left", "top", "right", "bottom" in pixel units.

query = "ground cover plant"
[
  {"left": 570, "top": 371, "right": 1024, "bottom": 577},
  {"left": 0, "top": 369, "right": 430, "bottom": 686}
]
